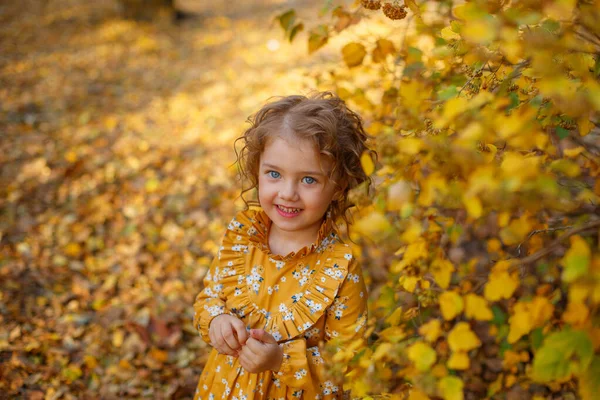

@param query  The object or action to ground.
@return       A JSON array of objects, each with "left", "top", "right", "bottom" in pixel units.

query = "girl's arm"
[
  {"left": 273, "top": 258, "right": 368, "bottom": 399},
  {"left": 193, "top": 255, "right": 231, "bottom": 344}
]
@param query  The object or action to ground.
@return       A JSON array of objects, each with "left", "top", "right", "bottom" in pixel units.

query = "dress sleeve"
[
  {"left": 273, "top": 258, "right": 368, "bottom": 398},
  {"left": 193, "top": 254, "right": 231, "bottom": 344}
]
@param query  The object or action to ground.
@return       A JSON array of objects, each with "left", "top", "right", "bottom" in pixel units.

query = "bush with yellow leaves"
[{"left": 280, "top": 0, "right": 600, "bottom": 399}]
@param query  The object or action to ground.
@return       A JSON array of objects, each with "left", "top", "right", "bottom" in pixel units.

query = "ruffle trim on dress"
[
  {"left": 216, "top": 208, "right": 354, "bottom": 342},
  {"left": 241, "top": 207, "right": 336, "bottom": 261}
]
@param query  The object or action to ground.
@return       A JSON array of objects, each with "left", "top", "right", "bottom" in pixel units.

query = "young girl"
[{"left": 192, "top": 91, "right": 372, "bottom": 400}]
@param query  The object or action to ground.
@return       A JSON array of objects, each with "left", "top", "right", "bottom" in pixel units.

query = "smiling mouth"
[{"left": 277, "top": 205, "right": 302, "bottom": 214}]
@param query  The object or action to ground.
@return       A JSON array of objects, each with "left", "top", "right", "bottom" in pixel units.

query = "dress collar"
[{"left": 247, "top": 208, "right": 335, "bottom": 261}]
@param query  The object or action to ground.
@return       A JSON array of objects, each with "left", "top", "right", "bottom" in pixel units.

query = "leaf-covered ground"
[{"left": 0, "top": 0, "right": 341, "bottom": 398}]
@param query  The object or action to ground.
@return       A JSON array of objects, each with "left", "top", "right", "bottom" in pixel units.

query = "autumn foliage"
[
  {"left": 2, "top": 0, "right": 599, "bottom": 399},
  {"left": 278, "top": 0, "right": 600, "bottom": 399}
]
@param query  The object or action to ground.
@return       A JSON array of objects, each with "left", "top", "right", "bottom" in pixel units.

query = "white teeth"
[{"left": 278, "top": 205, "right": 300, "bottom": 213}]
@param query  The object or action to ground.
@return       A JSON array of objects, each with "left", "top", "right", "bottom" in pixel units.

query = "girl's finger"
[
  {"left": 238, "top": 352, "right": 255, "bottom": 372},
  {"left": 221, "top": 324, "right": 242, "bottom": 352},
  {"left": 244, "top": 337, "right": 263, "bottom": 355},
  {"left": 216, "top": 326, "right": 237, "bottom": 355},
  {"left": 232, "top": 319, "right": 249, "bottom": 345},
  {"left": 239, "top": 343, "right": 254, "bottom": 358}
]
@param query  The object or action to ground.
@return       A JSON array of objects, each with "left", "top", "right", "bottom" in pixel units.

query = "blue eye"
[
  {"left": 302, "top": 176, "right": 317, "bottom": 184},
  {"left": 268, "top": 171, "right": 280, "bottom": 179}
]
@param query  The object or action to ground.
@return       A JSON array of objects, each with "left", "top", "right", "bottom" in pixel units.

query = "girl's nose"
[{"left": 278, "top": 182, "right": 299, "bottom": 202}]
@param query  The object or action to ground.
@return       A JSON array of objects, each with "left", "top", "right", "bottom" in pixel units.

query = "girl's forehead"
[
  {"left": 261, "top": 135, "right": 333, "bottom": 172},
  {"left": 265, "top": 133, "right": 314, "bottom": 151}
]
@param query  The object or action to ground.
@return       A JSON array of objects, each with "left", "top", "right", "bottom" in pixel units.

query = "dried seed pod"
[
  {"left": 360, "top": 0, "right": 382, "bottom": 10},
  {"left": 382, "top": 2, "right": 407, "bottom": 20}
]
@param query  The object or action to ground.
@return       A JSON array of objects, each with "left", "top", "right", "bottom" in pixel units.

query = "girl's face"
[{"left": 258, "top": 135, "right": 337, "bottom": 241}]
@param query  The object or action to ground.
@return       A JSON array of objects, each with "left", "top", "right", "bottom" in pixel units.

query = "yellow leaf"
[
  {"left": 579, "top": 117, "right": 592, "bottom": 136},
  {"left": 439, "top": 291, "right": 464, "bottom": 320},
  {"left": 354, "top": 211, "right": 392, "bottom": 239},
  {"left": 507, "top": 297, "right": 553, "bottom": 344},
  {"left": 551, "top": 159, "right": 581, "bottom": 178},
  {"left": 563, "top": 146, "right": 585, "bottom": 158},
  {"left": 441, "top": 26, "right": 461, "bottom": 41},
  {"left": 529, "top": 296, "right": 554, "bottom": 326},
  {"left": 64, "top": 242, "right": 82, "bottom": 258},
  {"left": 379, "top": 326, "right": 407, "bottom": 343},
  {"left": 400, "top": 275, "right": 420, "bottom": 293},
  {"left": 400, "top": 80, "right": 433, "bottom": 115},
  {"left": 438, "top": 375, "right": 464, "bottom": 400},
  {"left": 408, "top": 342, "right": 437, "bottom": 371},
  {"left": 404, "top": 0, "right": 420, "bottom": 14},
  {"left": 431, "top": 258, "right": 455, "bottom": 289},
  {"left": 403, "top": 240, "right": 428, "bottom": 263},
  {"left": 83, "top": 355, "right": 98, "bottom": 369},
  {"left": 503, "top": 350, "right": 523, "bottom": 369},
  {"left": 418, "top": 172, "right": 448, "bottom": 206},
  {"left": 434, "top": 97, "right": 469, "bottom": 128},
  {"left": 408, "top": 389, "right": 430, "bottom": 400},
  {"left": 360, "top": 151, "right": 375, "bottom": 175},
  {"left": 447, "top": 351, "right": 470, "bottom": 370},
  {"left": 544, "top": 0, "right": 576, "bottom": 19},
  {"left": 112, "top": 330, "right": 124, "bottom": 348},
  {"left": 400, "top": 220, "right": 423, "bottom": 243},
  {"left": 397, "top": 137, "right": 424, "bottom": 155},
  {"left": 448, "top": 322, "right": 481, "bottom": 352},
  {"left": 507, "top": 302, "right": 533, "bottom": 344},
  {"left": 372, "top": 342, "right": 393, "bottom": 361},
  {"left": 385, "top": 307, "right": 404, "bottom": 326},
  {"left": 463, "top": 195, "right": 482, "bottom": 218},
  {"left": 464, "top": 293, "right": 493, "bottom": 321},
  {"left": 561, "top": 235, "right": 591, "bottom": 282},
  {"left": 563, "top": 301, "right": 589, "bottom": 325},
  {"left": 65, "top": 150, "right": 78, "bottom": 163},
  {"left": 419, "top": 319, "right": 442, "bottom": 343},
  {"left": 499, "top": 216, "right": 532, "bottom": 246},
  {"left": 150, "top": 348, "right": 168, "bottom": 363},
  {"left": 484, "top": 261, "right": 519, "bottom": 301},
  {"left": 372, "top": 39, "right": 396, "bottom": 63},
  {"left": 505, "top": 374, "right": 517, "bottom": 388},
  {"left": 462, "top": 19, "right": 498, "bottom": 45},
  {"left": 342, "top": 42, "right": 367, "bottom": 68}
]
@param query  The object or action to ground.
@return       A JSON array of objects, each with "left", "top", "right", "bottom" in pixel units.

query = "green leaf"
[
  {"left": 593, "top": 56, "right": 600, "bottom": 78},
  {"left": 506, "top": 92, "right": 519, "bottom": 111},
  {"left": 438, "top": 85, "right": 459, "bottom": 100},
  {"left": 277, "top": 9, "right": 296, "bottom": 32},
  {"left": 491, "top": 305, "right": 507, "bottom": 326},
  {"left": 580, "top": 356, "right": 600, "bottom": 400},
  {"left": 530, "top": 328, "right": 544, "bottom": 351},
  {"left": 556, "top": 126, "right": 570, "bottom": 139},
  {"left": 541, "top": 19, "right": 560, "bottom": 34},
  {"left": 308, "top": 25, "right": 329, "bottom": 54},
  {"left": 288, "top": 23, "right": 304, "bottom": 42},
  {"left": 532, "top": 329, "right": 593, "bottom": 382}
]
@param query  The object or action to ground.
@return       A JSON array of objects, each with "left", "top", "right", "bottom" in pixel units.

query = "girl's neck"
[{"left": 267, "top": 219, "right": 323, "bottom": 256}]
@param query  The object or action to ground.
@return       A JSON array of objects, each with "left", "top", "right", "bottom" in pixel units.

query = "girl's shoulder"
[{"left": 221, "top": 206, "right": 269, "bottom": 248}]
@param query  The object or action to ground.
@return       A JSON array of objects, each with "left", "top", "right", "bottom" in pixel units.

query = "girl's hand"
[
  {"left": 208, "top": 314, "right": 248, "bottom": 356},
  {"left": 238, "top": 329, "right": 283, "bottom": 373}
]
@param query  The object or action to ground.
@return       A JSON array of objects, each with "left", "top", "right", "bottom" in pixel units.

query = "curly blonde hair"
[{"left": 234, "top": 91, "right": 374, "bottom": 233}]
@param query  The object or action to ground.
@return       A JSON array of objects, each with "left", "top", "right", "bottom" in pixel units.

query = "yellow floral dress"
[{"left": 192, "top": 207, "right": 368, "bottom": 400}]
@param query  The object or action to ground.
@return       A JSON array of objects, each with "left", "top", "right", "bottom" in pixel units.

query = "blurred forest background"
[
  {"left": 2, "top": 0, "right": 600, "bottom": 399},
  {"left": 1, "top": 0, "right": 349, "bottom": 398}
]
